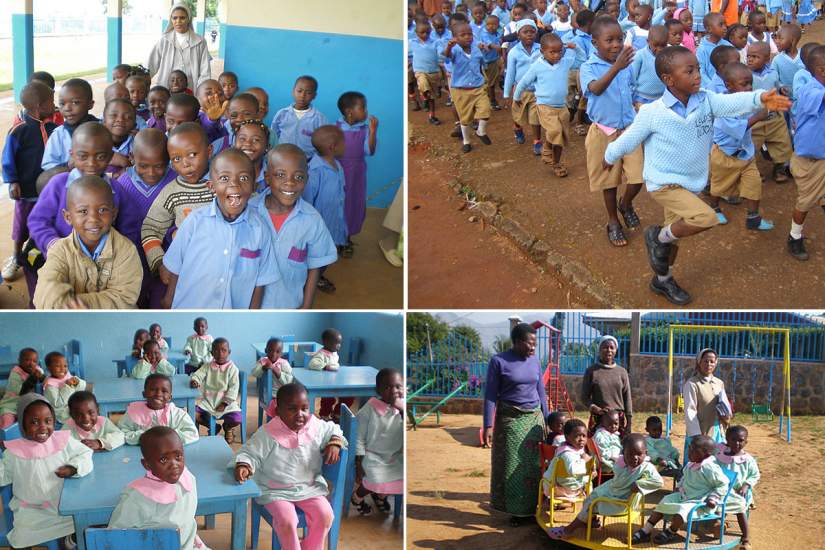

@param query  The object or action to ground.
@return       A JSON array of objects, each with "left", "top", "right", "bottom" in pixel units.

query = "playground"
[{"left": 406, "top": 312, "right": 825, "bottom": 549}]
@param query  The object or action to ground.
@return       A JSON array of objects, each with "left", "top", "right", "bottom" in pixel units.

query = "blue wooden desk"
[
  {"left": 92, "top": 375, "right": 200, "bottom": 421},
  {"left": 59, "top": 436, "right": 260, "bottom": 550},
  {"left": 251, "top": 341, "right": 321, "bottom": 367},
  {"left": 292, "top": 366, "right": 378, "bottom": 414}
]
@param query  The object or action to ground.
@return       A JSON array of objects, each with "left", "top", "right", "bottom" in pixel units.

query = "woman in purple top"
[{"left": 483, "top": 322, "right": 548, "bottom": 523}]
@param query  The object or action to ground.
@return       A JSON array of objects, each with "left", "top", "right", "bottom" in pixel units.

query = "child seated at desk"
[
  {"left": 119, "top": 373, "right": 199, "bottom": 445},
  {"left": 43, "top": 350, "right": 87, "bottom": 423},
  {"left": 150, "top": 323, "right": 170, "bottom": 357},
  {"left": 234, "top": 383, "right": 346, "bottom": 550},
  {"left": 0, "top": 394, "right": 93, "bottom": 549},
  {"left": 308, "top": 328, "right": 354, "bottom": 421},
  {"left": 251, "top": 337, "right": 294, "bottom": 419},
  {"left": 109, "top": 426, "right": 210, "bottom": 550},
  {"left": 131, "top": 328, "right": 150, "bottom": 359},
  {"left": 183, "top": 317, "right": 213, "bottom": 375},
  {"left": 351, "top": 368, "right": 404, "bottom": 516},
  {"left": 190, "top": 338, "right": 243, "bottom": 444},
  {"left": 0, "top": 347, "right": 45, "bottom": 428},
  {"left": 132, "top": 339, "right": 176, "bottom": 379},
  {"left": 63, "top": 390, "right": 125, "bottom": 452}
]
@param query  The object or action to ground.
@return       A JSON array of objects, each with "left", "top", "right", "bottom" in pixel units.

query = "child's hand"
[
  {"left": 66, "top": 296, "right": 88, "bottom": 309},
  {"left": 8, "top": 183, "right": 20, "bottom": 200},
  {"left": 705, "top": 497, "right": 717, "bottom": 508},
  {"left": 203, "top": 95, "right": 228, "bottom": 121},
  {"left": 324, "top": 364, "right": 340, "bottom": 372},
  {"left": 184, "top": 350, "right": 191, "bottom": 356},
  {"left": 234, "top": 463, "right": 252, "bottom": 483},
  {"left": 55, "top": 465, "right": 77, "bottom": 478},
  {"left": 479, "top": 43, "right": 488, "bottom": 51},
  {"left": 68, "top": 377, "right": 80, "bottom": 386},
  {"left": 323, "top": 444, "right": 341, "bottom": 464},
  {"left": 614, "top": 45, "right": 635, "bottom": 69},
  {"left": 158, "top": 263, "right": 173, "bottom": 285},
  {"left": 110, "top": 152, "right": 131, "bottom": 168},
  {"left": 738, "top": 483, "right": 749, "bottom": 496},
  {"left": 271, "top": 362, "right": 281, "bottom": 376},
  {"left": 216, "top": 402, "right": 228, "bottom": 412},
  {"left": 447, "top": 38, "right": 458, "bottom": 48},
  {"left": 760, "top": 89, "right": 792, "bottom": 112},
  {"left": 81, "top": 439, "right": 104, "bottom": 451},
  {"left": 565, "top": 42, "right": 577, "bottom": 49},
  {"left": 189, "top": 380, "right": 200, "bottom": 388},
  {"left": 369, "top": 115, "right": 379, "bottom": 132}
]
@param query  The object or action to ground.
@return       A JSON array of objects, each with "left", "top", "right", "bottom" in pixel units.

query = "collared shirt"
[
  {"left": 76, "top": 232, "right": 109, "bottom": 261},
  {"left": 303, "top": 155, "right": 348, "bottom": 246},
  {"left": 570, "top": 30, "right": 593, "bottom": 70},
  {"left": 793, "top": 78, "right": 825, "bottom": 159},
  {"left": 772, "top": 52, "right": 804, "bottom": 89},
  {"left": 163, "top": 198, "right": 280, "bottom": 309},
  {"left": 714, "top": 111, "right": 755, "bottom": 160},
  {"left": 40, "top": 115, "right": 99, "bottom": 170},
  {"left": 792, "top": 68, "right": 813, "bottom": 101},
  {"left": 270, "top": 105, "right": 328, "bottom": 160},
  {"left": 624, "top": 25, "right": 650, "bottom": 51},
  {"left": 751, "top": 65, "right": 779, "bottom": 91},
  {"left": 503, "top": 40, "right": 542, "bottom": 97},
  {"left": 631, "top": 46, "right": 666, "bottom": 103},
  {"left": 580, "top": 52, "right": 636, "bottom": 129},
  {"left": 697, "top": 37, "right": 733, "bottom": 87},
  {"left": 409, "top": 35, "right": 441, "bottom": 73},
  {"left": 448, "top": 42, "right": 485, "bottom": 88},
  {"left": 478, "top": 29, "right": 503, "bottom": 64},
  {"left": 515, "top": 45, "right": 585, "bottom": 107},
  {"left": 491, "top": 5, "right": 510, "bottom": 27}
]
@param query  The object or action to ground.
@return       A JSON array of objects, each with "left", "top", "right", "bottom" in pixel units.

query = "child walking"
[
  {"left": 0, "top": 347, "right": 44, "bottom": 428},
  {"left": 64, "top": 391, "right": 125, "bottom": 452},
  {"left": 119, "top": 373, "right": 199, "bottom": 445},
  {"left": 410, "top": 22, "right": 444, "bottom": 124},
  {"left": 132, "top": 339, "right": 177, "bottom": 379},
  {"left": 251, "top": 337, "right": 294, "bottom": 420},
  {"left": 43, "top": 350, "right": 87, "bottom": 423},
  {"left": 503, "top": 20, "right": 542, "bottom": 154},
  {"left": 234, "top": 383, "right": 346, "bottom": 550},
  {"left": 183, "top": 316, "right": 214, "bottom": 375},
  {"left": 190, "top": 338, "right": 243, "bottom": 444}
]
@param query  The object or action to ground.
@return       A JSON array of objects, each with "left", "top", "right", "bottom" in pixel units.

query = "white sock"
[
  {"left": 657, "top": 267, "right": 673, "bottom": 282},
  {"left": 658, "top": 225, "right": 677, "bottom": 244},
  {"left": 790, "top": 221, "right": 804, "bottom": 240},
  {"left": 477, "top": 119, "right": 488, "bottom": 136},
  {"left": 642, "top": 521, "right": 655, "bottom": 534},
  {"left": 460, "top": 125, "right": 472, "bottom": 144}
]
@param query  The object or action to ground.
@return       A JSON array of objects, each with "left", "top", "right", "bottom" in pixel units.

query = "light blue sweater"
[
  {"left": 604, "top": 89, "right": 764, "bottom": 193},
  {"left": 631, "top": 46, "right": 666, "bottom": 102}
]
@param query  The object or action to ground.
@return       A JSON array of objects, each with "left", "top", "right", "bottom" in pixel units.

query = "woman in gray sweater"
[{"left": 147, "top": 3, "right": 211, "bottom": 90}]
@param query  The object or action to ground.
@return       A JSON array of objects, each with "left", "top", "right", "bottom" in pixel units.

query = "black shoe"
[
  {"left": 650, "top": 275, "right": 692, "bottom": 305},
  {"left": 428, "top": 116, "right": 441, "bottom": 125},
  {"left": 450, "top": 125, "right": 461, "bottom": 138},
  {"left": 644, "top": 225, "right": 671, "bottom": 276},
  {"left": 462, "top": 143, "right": 472, "bottom": 153},
  {"left": 477, "top": 134, "right": 492, "bottom": 145},
  {"left": 722, "top": 195, "right": 742, "bottom": 205},
  {"left": 653, "top": 528, "right": 683, "bottom": 544},
  {"left": 631, "top": 530, "right": 651, "bottom": 544},
  {"left": 788, "top": 235, "right": 809, "bottom": 261}
]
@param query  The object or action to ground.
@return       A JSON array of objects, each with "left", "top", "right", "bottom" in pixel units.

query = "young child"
[
  {"left": 708, "top": 62, "right": 774, "bottom": 230},
  {"left": 631, "top": 25, "right": 669, "bottom": 106},
  {"left": 513, "top": 33, "right": 583, "bottom": 176},
  {"left": 503, "top": 20, "right": 541, "bottom": 154},
  {"left": 41, "top": 350, "right": 87, "bottom": 423},
  {"left": 132, "top": 328, "right": 150, "bottom": 358},
  {"left": 219, "top": 71, "right": 239, "bottom": 101},
  {"left": 126, "top": 74, "right": 151, "bottom": 122},
  {"left": 108, "top": 427, "right": 210, "bottom": 550},
  {"left": 234, "top": 383, "right": 346, "bottom": 550},
  {"left": 644, "top": 415, "right": 682, "bottom": 476},
  {"left": 715, "top": 425, "right": 759, "bottom": 547},
  {"left": 746, "top": 11, "right": 778, "bottom": 55},
  {"left": 446, "top": 21, "right": 494, "bottom": 153},
  {"left": 150, "top": 322, "right": 170, "bottom": 356},
  {"left": 147, "top": 85, "right": 171, "bottom": 132},
  {"left": 118, "top": 373, "right": 199, "bottom": 445},
  {"left": 569, "top": 10, "right": 596, "bottom": 136},
  {"left": 113, "top": 63, "right": 131, "bottom": 85},
  {"left": 1, "top": 81, "right": 56, "bottom": 282},
  {"left": 252, "top": 144, "right": 337, "bottom": 309},
  {"left": 479, "top": 15, "right": 503, "bottom": 110},
  {"left": 271, "top": 76, "right": 329, "bottom": 160},
  {"left": 792, "top": 42, "right": 819, "bottom": 102},
  {"left": 604, "top": 45, "right": 791, "bottom": 304},
  {"left": 132, "top": 340, "right": 176, "bottom": 379},
  {"left": 183, "top": 316, "right": 214, "bottom": 375},
  {"left": 697, "top": 12, "right": 732, "bottom": 87},
  {"left": 234, "top": 119, "right": 271, "bottom": 192},
  {"left": 0, "top": 394, "right": 93, "bottom": 549},
  {"left": 593, "top": 410, "right": 623, "bottom": 474},
  {"left": 336, "top": 91, "right": 378, "bottom": 249},
  {"left": 33, "top": 175, "right": 142, "bottom": 309},
  {"left": 251, "top": 337, "right": 294, "bottom": 419},
  {"left": 141, "top": 122, "right": 215, "bottom": 277},
  {"left": 470, "top": 2, "right": 488, "bottom": 35},
  {"left": 189, "top": 337, "right": 242, "bottom": 443},
  {"left": 786, "top": 45, "right": 825, "bottom": 261},
  {"left": 410, "top": 22, "right": 444, "bottom": 125},
  {"left": 665, "top": 18, "right": 685, "bottom": 47},
  {"left": 709, "top": 45, "right": 741, "bottom": 93},
  {"left": 545, "top": 410, "right": 568, "bottom": 447},
  {"left": 548, "top": 434, "right": 664, "bottom": 540},
  {"left": 581, "top": 15, "right": 644, "bottom": 248},
  {"left": 551, "top": 3, "right": 573, "bottom": 37},
  {"left": 195, "top": 79, "right": 230, "bottom": 142},
  {"left": 246, "top": 87, "right": 271, "bottom": 123},
  {"left": 675, "top": 8, "right": 696, "bottom": 52},
  {"left": 773, "top": 24, "right": 804, "bottom": 92},
  {"left": 210, "top": 93, "right": 260, "bottom": 157},
  {"left": 351, "top": 368, "right": 404, "bottom": 515},
  {"left": 0, "top": 347, "right": 44, "bottom": 428},
  {"left": 625, "top": 4, "right": 654, "bottom": 50},
  {"left": 309, "top": 328, "right": 355, "bottom": 420},
  {"left": 797, "top": 0, "right": 817, "bottom": 30},
  {"left": 725, "top": 23, "right": 749, "bottom": 63},
  {"left": 542, "top": 418, "right": 592, "bottom": 500},
  {"left": 102, "top": 98, "right": 137, "bottom": 178},
  {"left": 168, "top": 69, "right": 191, "bottom": 95},
  {"left": 104, "top": 81, "right": 130, "bottom": 105},
  {"left": 41, "top": 78, "right": 98, "bottom": 171},
  {"left": 64, "top": 391, "right": 125, "bottom": 451},
  {"left": 747, "top": 41, "right": 793, "bottom": 183},
  {"left": 161, "top": 148, "right": 279, "bottom": 309},
  {"left": 632, "top": 435, "right": 729, "bottom": 544},
  {"left": 165, "top": 93, "right": 201, "bottom": 133}
]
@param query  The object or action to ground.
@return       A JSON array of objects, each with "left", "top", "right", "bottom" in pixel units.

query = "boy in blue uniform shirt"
[
  {"left": 252, "top": 144, "right": 337, "bottom": 309},
  {"left": 604, "top": 46, "right": 790, "bottom": 304},
  {"left": 479, "top": 15, "right": 503, "bottom": 110},
  {"left": 162, "top": 148, "right": 279, "bottom": 309},
  {"left": 491, "top": 0, "right": 511, "bottom": 27},
  {"left": 786, "top": 46, "right": 825, "bottom": 261},
  {"left": 772, "top": 24, "right": 804, "bottom": 92},
  {"left": 696, "top": 13, "right": 732, "bottom": 88},
  {"left": 503, "top": 19, "right": 542, "bottom": 153},
  {"left": 271, "top": 76, "right": 328, "bottom": 160},
  {"left": 631, "top": 25, "right": 668, "bottom": 106},
  {"left": 708, "top": 46, "right": 741, "bottom": 93},
  {"left": 625, "top": 4, "right": 654, "bottom": 51},
  {"left": 41, "top": 78, "right": 98, "bottom": 171},
  {"left": 210, "top": 93, "right": 259, "bottom": 157},
  {"left": 410, "top": 23, "right": 443, "bottom": 125}
]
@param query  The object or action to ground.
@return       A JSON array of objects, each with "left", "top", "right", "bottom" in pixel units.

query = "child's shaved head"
[
  {"left": 72, "top": 121, "right": 114, "bottom": 149},
  {"left": 310, "top": 125, "right": 344, "bottom": 154},
  {"left": 133, "top": 128, "right": 168, "bottom": 156},
  {"left": 168, "top": 121, "right": 208, "bottom": 147},
  {"left": 267, "top": 143, "right": 308, "bottom": 171},
  {"left": 747, "top": 41, "right": 771, "bottom": 56},
  {"left": 104, "top": 82, "right": 130, "bottom": 103},
  {"left": 66, "top": 175, "right": 114, "bottom": 207},
  {"left": 20, "top": 81, "right": 53, "bottom": 112},
  {"left": 648, "top": 25, "right": 668, "bottom": 46}
]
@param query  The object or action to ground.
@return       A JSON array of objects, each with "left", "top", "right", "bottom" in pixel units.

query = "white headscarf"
[
  {"left": 515, "top": 19, "right": 538, "bottom": 33},
  {"left": 599, "top": 335, "right": 618, "bottom": 349},
  {"left": 165, "top": 2, "right": 193, "bottom": 36}
]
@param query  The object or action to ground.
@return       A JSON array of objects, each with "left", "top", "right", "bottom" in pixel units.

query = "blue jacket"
[{"left": 2, "top": 111, "right": 57, "bottom": 198}]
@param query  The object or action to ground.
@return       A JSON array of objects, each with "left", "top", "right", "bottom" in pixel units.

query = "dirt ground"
[
  {"left": 407, "top": 413, "right": 825, "bottom": 549},
  {"left": 408, "top": 20, "right": 825, "bottom": 309}
]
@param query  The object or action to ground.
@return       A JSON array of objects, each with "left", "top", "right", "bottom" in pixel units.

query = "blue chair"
[
  {"left": 85, "top": 527, "right": 181, "bottom": 549},
  {"left": 0, "top": 423, "right": 21, "bottom": 443},
  {"left": 250, "top": 446, "right": 349, "bottom": 550},
  {"left": 0, "top": 450, "right": 60, "bottom": 550},
  {"left": 202, "top": 371, "right": 248, "bottom": 444},
  {"left": 682, "top": 469, "right": 738, "bottom": 549},
  {"left": 256, "top": 368, "right": 274, "bottom": 428},
  {"left": 64, "top": 339, "right": 85, "bottom": 380},
  {"left": 346, "top": 337, "right": 362, "bottom": 365}
]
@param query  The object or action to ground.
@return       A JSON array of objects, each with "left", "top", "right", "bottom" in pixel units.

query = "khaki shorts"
[
  {"left": 761, "top": 6, "right": 781, "bottom": 27},
  {"left": 790, "top": 154, "right": 825, "bottom": 212},
  {"left": 415, "top": 71, "right": 441, "bottom": 95},
  {"left": 567, "top": 70, "right": 586, "bottom": 110},
  {"left": 537, "top": 105, "right": 570, "bottom": 147},
  {"left": 483, "top": 60, "right": 501, "bottom": 92},
  {"left": 451, "top": 86, "right": 491, "bottom": 125},
  {"left": 710, "top": 145, "right": 763, "bottom": 201},
  {"left": 751, "top": 114, "right": 792, "bottom": 164},
  {"left": 512, "top": 90, "right": 539, "bottom": 127},
  {"left": 650, "top": 185, "right": 720, "bottom": 228},
  {"left": 585, "top": 125, "right": 644, "bottom": 191}
]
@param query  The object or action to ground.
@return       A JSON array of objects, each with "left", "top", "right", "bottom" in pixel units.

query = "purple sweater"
[
  {"left": 483, "top": 349, "right": 548, "bottom": 428},
  {"left": 197, "top": 111, "right": 228, "bottom": 142},
  {"left": 113, "top": 167, "right": 177, "bottom": 248},
  {"left": 147, "top": 116, "right": 167, "bottom": 133}
]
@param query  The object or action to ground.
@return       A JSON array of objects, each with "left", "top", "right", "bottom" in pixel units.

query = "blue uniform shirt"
[
  {"left": 793, "top": 78, "right": 825, "bottom": 159},
  {"left": 303, "top": 155, "right": 348, "bottom": 246},
  {"left": 409, "top": 35, "right": 441, "bottom": 73},
  {"left": 470, "top": 20, "right": 485, "bottom": 38},
  {"left": 503, "top": 41, "right": 542, "bottom": 98},
  {"left": 448, "top": 42, "right": 486, "bottom": 88},
  {"left": 771, "top": 52, "right": 804, "bottom": 89},
  {"left": 713, "top": 113, "right": 755, "bottom": 160},
  {"left": 751, "top": 65, "right": 779, "bottom": 91},
  {"left": 41, "top": 115, "right": 99, "bottom": 170},
  {"left": 792, "top": 69, "right": 813, "bottom": 101},
  {"left": 478, "top": 29, "right": 503, "bottom": 64},
  {"left": 709, "top": 74, "right": 728, "bottom": 94},
  {"left": 625, "top": 26, "right": 649, "bottom": 51},
  {"left": 77, "top": 232, "right": 109, "bottom": 261},
  {"left": 534, "top": 9, "right": 555, "bottom": 26},
  {"left": 571, "top": 31, "right": 594, "bottom": 70},
  {"left": 492, "top": 5, "right": 510, "bottom": 27},
  {"left": 251, "top": 192, "right": 338, "bottom": 309},
  {"left": 514, "top": 45, "right": 585, "bottom": 107},
  {"left": 580, "top": 53, "right": 637, "bottom": 129},
  {"left": 697, "top": 37, "right": 733, "bottom": 88},
  {"left": 631, "top": 46, "right": 666, "bottom": 103},
  {"left": 270, "top": 106, "right": 328, "bottom": 160},
  {"left": 163, "top": 198, "right": 280, "bottom": 309}
]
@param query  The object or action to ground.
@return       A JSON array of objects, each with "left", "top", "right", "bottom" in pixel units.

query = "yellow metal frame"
[
  {"left": 536, "top": 454, "right": 594, "bottom": 529},
  {"left": 585, "top": 493, "right": 645, "bottom": 549},
  {"left": 666, "top": 324, "right": 792, "bottom": 443}
]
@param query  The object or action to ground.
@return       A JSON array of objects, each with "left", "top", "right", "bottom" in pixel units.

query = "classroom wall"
[
  {"left": 220, "top": 0, "right": 403, "bottom": 208},
  {"left": 0, "top": 312, "right": 403, "bottom": 381}
]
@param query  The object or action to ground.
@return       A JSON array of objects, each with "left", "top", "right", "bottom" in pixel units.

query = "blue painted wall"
[
  {"left": 12, "top": 13, "right": 34, "bottom": 102},
  {"left": 0, "top": 312, "right": 402, "bottom": 381},
  {"left": 223, "top": 25, "right": 402, "bottom": 208}
]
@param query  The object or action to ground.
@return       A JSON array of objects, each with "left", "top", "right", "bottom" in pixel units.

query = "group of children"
[
  {"left": 542, "top": 410, "right": 760, "bottom": 549},
  {"left": 0, "top": 323, "right": 404, "bottom": 549},
  {"left": 3, "top": 61, "right": 381, "bottom": 309},
  {"left": 409, "top": 0, "right": 824, "bottom": 306}
]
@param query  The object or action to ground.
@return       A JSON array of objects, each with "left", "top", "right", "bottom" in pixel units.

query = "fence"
[{"left": 551, "top": 312, "right": 631, "bottom": 374}]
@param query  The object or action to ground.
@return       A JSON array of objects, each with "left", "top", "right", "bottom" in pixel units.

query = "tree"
[
  {"left": 450, "top": 325, "right": 482, "bottom": 353},
  {"left": 101, "top": 0, "right": 132, "bottom": 15},
  {"left": 407, "top": 313, "right": 450, "bottom": 356},
  {"left": 493, "top": 335, "right": 511, "bottom": 353}
]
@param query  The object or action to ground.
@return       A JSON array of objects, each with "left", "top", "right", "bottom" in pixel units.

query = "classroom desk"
[
  {"left": 59, "top": 436, "right": 260, "bottom": 550},
  {"left": 92, "top": 375, "right": 200, "bottom": 421},
  {"left": 251, "top": 341, "right": 321, "bottom": 366},
  {"left": 292, "top": 366, "right": 378, "bottom": 413}
]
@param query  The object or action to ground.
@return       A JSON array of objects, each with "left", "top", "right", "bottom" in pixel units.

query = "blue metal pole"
[{"left": 107, "top": 0, "right": 123, "bottom": 80}]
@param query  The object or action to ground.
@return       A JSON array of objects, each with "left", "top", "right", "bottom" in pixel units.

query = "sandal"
[
  {"left": 548, "top": 527, "right": 567, "bottom": 540},
  {"left": 317, "top": 276, "right": 336, "bottom": 293},
  {"left": 373, "top": 494, "right": 391, "bottom": 513},
  {"left": 553, "top": 163, "right": 568, "bottom": 177},
  {"left": 618, "top": 203, "right": 641, "bottom": 229},
  {"left": 574, "top": 124, "right": 588, "bottom": 136},
  {"left": 340, "top": 241, "right": 355, "bottom": 258},
  {"left": 607, "top": 223, "right": 628, "bottom": 247},
  {"left": 351, "top": 494, "right": 373, "bottom": 516}
]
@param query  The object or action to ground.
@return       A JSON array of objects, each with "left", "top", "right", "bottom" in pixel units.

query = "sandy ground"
[{"left": 407, "top": 413, "right": 825, "bottom": 549}]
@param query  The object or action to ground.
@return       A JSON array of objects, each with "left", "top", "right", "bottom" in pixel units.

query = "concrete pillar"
[
  {"left": 11, "top": 0, "right": 34, "bottom": 101},
  {"left": 107, "top": 0, "right": 123, "bottom": 80},
  {"left": 160, "top": 0, "right": 171, "bottom": 33},
  {"left": 195, "top": 0, "right": 207, "bottom": 35},
  {"left": 218, "top": 0, "right": 229, "bottom": 59}
]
